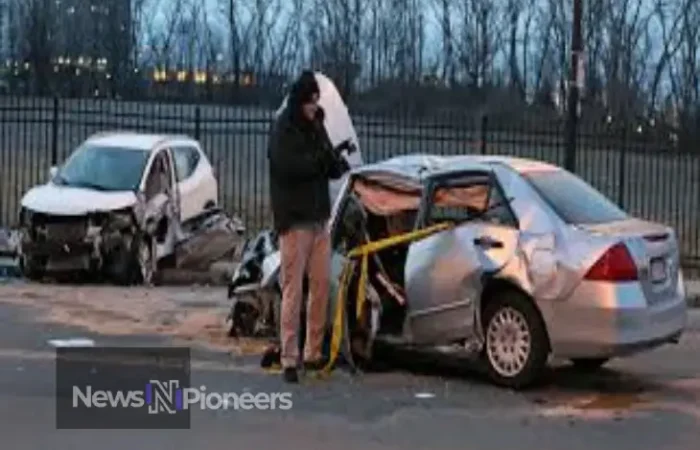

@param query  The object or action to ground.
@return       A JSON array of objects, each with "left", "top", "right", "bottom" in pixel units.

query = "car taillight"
[{"left": 584, "top": 243, "right": 638, "bottom": 282}]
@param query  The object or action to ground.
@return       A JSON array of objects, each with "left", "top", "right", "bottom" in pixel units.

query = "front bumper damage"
[{"left": 19, "top": 209, "right": 140, "bottom": 273}]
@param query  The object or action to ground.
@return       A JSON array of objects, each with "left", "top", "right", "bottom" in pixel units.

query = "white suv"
[{"left": 18, "top": 132, "right": 218, "bottom": 284}]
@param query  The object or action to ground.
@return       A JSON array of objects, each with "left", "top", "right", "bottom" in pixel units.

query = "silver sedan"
[{"left": 229, "top": 154, "right": 688, "bottom": 389}]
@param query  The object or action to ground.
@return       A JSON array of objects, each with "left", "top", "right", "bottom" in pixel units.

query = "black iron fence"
[{"left": 1, "top": 96, "right": 698, "bottom": 268}]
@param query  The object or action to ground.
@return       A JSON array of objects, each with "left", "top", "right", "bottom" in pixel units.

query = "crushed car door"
[
  {"left": 172, "top": 145, "right": 210, "bottom": 223},
  {"left": 404, "top": 170, "right": 520, "bottom": 345},
  {"left": 141, "top": 149, "right": 179, "bottom": 258}
]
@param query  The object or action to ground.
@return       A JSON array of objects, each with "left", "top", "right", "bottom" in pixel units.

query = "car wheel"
[
  {"left": 571, "top": 358, "right": 609, "bottom": 372},
  {"left": 134, "top": 235, "right": 156, "bottom": 286},
  {"left": 109, "top": 234, "right": 155, "bottom": 286},
  {"left": 482, "top": 290, "right": 549, "bottom": 389},
  {"left": 19, "top": 253, "right": 45, "bottom": 282}
]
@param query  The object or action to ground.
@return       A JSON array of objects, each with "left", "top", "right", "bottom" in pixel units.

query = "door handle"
[{"left": 473, "top": 236, "right": 504, "bottom": 249}]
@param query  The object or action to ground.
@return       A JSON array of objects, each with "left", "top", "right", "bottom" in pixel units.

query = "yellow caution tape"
[{"left": 322, "top": 221, "right": 452, "bottom": 374}]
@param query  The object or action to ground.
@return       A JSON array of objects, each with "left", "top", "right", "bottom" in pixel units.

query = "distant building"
[{"left": 53, "top": 0, "right": 133, "bottom": 76}]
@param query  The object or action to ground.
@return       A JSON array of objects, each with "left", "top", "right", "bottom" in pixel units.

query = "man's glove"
[
  {"left": 335, "top": 139, "right": 357, "bottom": 155},
  {"left": 324, "top": 147, "right": 350, "bottom": 179}
]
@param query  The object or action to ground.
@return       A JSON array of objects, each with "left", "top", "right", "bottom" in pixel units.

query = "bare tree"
[
  {"left": 147, "top": 0, "right": 186, "bottom": 70},
  {"left": 454, "top": 0, "right": 502, "bottom": 88},
  {"left": 668, "top": 0, "right": 699, "bottom": 134},
  {"left": 130, "top": 0, "right": 150, "bottom": 71},
  {"left": 306, "top": 0, "right": 364, "bottom": 96},
  {"left": 645, "top": 0, "right": 693, "bottom": 115},
  {"left": 600, "top": 0, "right": 653, "bottom": 116},
  {"left": 430, "top": 0, "right": 456, "bottom": 84}
]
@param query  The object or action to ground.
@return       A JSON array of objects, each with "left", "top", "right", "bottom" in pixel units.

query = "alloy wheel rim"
[{"left": 486, "top": 307, "right": 531, "bottom": 378}]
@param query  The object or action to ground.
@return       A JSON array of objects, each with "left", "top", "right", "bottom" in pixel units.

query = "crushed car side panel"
[{"left": 404, "top": 227, "right": 484, "bottom": 344}]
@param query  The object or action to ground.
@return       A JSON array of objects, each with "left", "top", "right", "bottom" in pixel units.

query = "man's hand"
[
  {"left": 325, "top": 147, "right": 351, "bottom": 180},
  {"left": 335, "top": 139, "right": 357, "bottom": 155}
]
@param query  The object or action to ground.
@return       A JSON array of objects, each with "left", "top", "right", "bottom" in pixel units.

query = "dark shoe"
[
  {"left": 282, "top": 367, "right": 299, "bottom": 383},
  {"left": 260, "top": 346, "right": 281, "bottom": 368},
  {"left": 303, "top": 359, "right": 327, "bottom": 372}
]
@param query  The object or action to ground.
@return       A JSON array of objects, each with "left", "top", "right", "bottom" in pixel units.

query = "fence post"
[
  {"left": 51, "top": 96, "right": 59, "bottom": 165},
  {"left": 617, "top": 122, "right": 628, "bottom": 208},
  {"left": 480, "top": 115, "right": 488, "bottom": 155},
  {"left": 194, "top": 105, "right": 201, "bottom": 140}
]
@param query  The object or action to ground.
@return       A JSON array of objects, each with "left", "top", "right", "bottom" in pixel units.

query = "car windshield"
[
  {"left": 524, "top": 169, "right": 628, "bottom": 225},
  {"left": 54, "top": 144, "right": 150, "bottom": 191}
]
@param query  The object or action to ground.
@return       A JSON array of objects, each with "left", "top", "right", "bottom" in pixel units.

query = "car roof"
[
  {"left": 352, "top": 153, "right": 560, "bottom": 182},
  {"left": 84, "top": 132, "right": 199, "bottom": 151}
]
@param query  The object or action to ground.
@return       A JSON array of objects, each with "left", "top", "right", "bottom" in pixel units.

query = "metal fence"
[{"left": 1, "top": 96, "right": 698, "bottom": 268}]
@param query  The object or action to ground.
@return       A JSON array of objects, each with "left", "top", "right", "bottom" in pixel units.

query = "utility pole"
[{"left": 564, "top": 0, "right": 583, "bottom": 173}]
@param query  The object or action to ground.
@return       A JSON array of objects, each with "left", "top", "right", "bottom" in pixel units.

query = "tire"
[
  {"left": 134, "top": 235, "right": 156, "bottom": 286},
  {"left": 571, "top": 358, "right": 609, "bottom": 372},
  {"left": 19, "top": 253, "right": 45, "bottom": 282},
  {"left": 109, "top": 234, "right": 155, "bottom": 286},
  {"left": 481, "top": 289, "right": 549, "bottom": 389}
]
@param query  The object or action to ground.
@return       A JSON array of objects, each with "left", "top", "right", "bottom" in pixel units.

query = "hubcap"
[
  {"left": 486, "top": 307, "right": 531, "bottom": 378},
  {"left": 137, "top": 240, "right": 153, "bottom": 284}
]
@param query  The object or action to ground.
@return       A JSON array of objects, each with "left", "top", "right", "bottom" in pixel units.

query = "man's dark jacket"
[{"left": 268, "top": 107, "right": 349, "bottom": 234}]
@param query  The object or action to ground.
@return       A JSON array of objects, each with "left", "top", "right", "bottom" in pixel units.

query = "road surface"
[{"left": 0, "top": 282, "right": 699, "bottom": 450}]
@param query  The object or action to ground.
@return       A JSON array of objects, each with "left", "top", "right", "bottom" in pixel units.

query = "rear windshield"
[{"left": 524, "top": 169, "right": 627, "bottom": 224}]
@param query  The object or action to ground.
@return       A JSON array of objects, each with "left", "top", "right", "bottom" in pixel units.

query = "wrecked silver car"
[
  {"left": 17, "top": 131, "right": 240, "bottom": 285},
  {"left": 229, "top": 154, "right": 687, "bottom": 389}
]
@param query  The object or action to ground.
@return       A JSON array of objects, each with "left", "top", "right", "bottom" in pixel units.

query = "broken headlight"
[{"left": 106, "top": 208, "right": 134, "bottom": 230}]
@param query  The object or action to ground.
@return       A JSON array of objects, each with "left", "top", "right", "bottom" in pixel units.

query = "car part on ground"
[
  {"left": 227, "top": 229, "right": 280, "bottom": 338},
  {"left": 175, "top": 207, "right": 246, "bottom": 271},
  {"left": 0, "top": 228, "right": 20, "bottom": 279}
]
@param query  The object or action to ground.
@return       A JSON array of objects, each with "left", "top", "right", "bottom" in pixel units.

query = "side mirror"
[{"left": 49, "top": 166, "right": 58, "bottom": 179}]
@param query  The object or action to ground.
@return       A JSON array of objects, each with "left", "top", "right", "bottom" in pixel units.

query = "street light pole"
[{"left": 564, "top": 0, "right": 583, "bottom": 173}]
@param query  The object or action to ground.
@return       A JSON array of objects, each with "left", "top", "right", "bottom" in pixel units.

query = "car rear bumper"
[{"left": 547, "top": 281, "right": 688, "bottom": 359}]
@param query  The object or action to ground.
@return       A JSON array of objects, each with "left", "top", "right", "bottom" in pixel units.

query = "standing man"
[{"left": 268, "top": 71, "right": 350, "bottom": 383}]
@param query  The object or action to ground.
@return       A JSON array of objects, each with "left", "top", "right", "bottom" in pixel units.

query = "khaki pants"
[{"left": 279, "top": 224, "right": 330, "bottom": 368}]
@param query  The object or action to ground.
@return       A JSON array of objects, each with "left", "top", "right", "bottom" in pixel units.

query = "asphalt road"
[{"left": 0, "top": 282, "right": 699, "bottom": 449}]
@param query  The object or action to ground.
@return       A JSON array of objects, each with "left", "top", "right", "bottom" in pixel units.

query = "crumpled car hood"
[{"left": 21, "top": 183, "right": 138, "bottom": 215}]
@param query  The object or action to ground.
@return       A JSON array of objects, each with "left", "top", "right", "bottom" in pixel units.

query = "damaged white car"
[
  {"left": 18, "top": 132, "right": 230, "bottom": 284},
  {"left": 230, "top": 153, "right": 688, "bottom": 388}
]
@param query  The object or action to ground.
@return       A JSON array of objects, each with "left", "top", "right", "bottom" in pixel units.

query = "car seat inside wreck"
[{"left": 332, "top": 175, "right": 421, "bottom": 340}]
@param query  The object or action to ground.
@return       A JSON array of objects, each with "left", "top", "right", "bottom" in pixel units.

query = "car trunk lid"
[{"left": 579, "top": 218, "right": 681, "bottom": 305}]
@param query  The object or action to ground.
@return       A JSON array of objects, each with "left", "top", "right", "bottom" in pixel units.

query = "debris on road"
[
  {"left": 0, "top": 228, "right": 19, "bottom": 257},
  {"left": 175, "top": 207, "right": 245, "bottom": 271},
  {"left": 0, "top": 228, "right": 20, "bottom": 279},
  {"left": 0, "top": 284, "right": 269, "bottom": 355}
]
